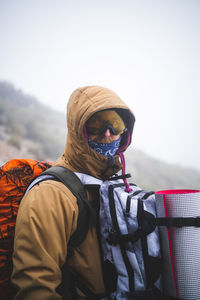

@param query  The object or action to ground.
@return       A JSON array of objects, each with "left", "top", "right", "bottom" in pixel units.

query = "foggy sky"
[{"left": 0, "top": 0, "right": 200, "bottom": 170}]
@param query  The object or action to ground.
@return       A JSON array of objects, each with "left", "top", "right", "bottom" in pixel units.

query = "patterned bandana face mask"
[{"left": 88, "top": 136, "right": 122, "bottom": 157}]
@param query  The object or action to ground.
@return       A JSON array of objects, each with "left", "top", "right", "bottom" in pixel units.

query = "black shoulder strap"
[
  {"left": 108, "top": 184, "right": 135, "bottom": 292},
  {"left": 39, "top": 166, "right": 92, "bottom": 258},
  {"left": 42, "top": 166, "right": 87, "bottom": 204},
  {"left": 155, "top": 216, "right": 200, "bottom": 228},
  {"left": 31, "top": 166, "right": 101, "bottom": 299}
]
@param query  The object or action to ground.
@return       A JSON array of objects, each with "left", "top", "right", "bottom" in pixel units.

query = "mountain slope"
[
  {"left": 0, "top": 81, "right": 66, "bottom": 160},
  {"left": 126, "top": 148, "right": 200, "bottom": 190}
]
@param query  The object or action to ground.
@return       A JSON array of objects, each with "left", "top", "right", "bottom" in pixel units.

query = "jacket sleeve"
[{"left": 12, "top": 180, "right": 78, "bottom": 300}]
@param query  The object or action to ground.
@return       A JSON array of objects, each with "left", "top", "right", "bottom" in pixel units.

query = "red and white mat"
[{"left": 155, "top": 189, "right": 200, "bottom": 300}]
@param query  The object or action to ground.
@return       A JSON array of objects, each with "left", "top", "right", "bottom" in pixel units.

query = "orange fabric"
[{"left": 0, "top": 159, "right": 53, "bottom": 293}]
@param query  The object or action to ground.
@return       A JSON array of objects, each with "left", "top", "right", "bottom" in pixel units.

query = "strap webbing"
[
  {"left": 137, "top": 199, "right": 152, "bottom": 289},
  {"left": 42, "top": 166, "right": 88, "bottom": 205},
  {"left": 155, "top": 217, "right": 200, "bottom": 227},
  {"left": 108, "top": 173, "right": 132, "bottom": 181},
  {"left": 108, "top": 185, "right": 135, "bottom": 292},
  {"left": 29, "top": 166, "right": 92, "bottom": 258}
]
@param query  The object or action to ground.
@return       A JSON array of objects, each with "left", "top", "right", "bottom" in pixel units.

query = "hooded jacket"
[{"left": 12, "top": 86, "right": 135, "bottom": 300}]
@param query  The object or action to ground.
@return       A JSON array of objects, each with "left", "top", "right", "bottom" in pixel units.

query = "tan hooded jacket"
[{"left": 12, "top": 86, "right": 135, "bottom": 300}]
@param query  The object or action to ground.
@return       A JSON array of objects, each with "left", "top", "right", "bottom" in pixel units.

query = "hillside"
[
  {"left": 125, "top": 148, "right": 200, "bottom": 190},
  {"left": 0, "top": 81, "right": 66, "bottom": 161},
  {"left": 0, "top": 80, "right": 200, "bottom": 191}
]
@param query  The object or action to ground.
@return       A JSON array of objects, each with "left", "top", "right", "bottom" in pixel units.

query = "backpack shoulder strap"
[
  {"left": 42, "top": 165, "right": 88, "bottom": 206},
  {"left": 27, "top": 166, "right": 101, "bottom": 299},
  {"left": 31, "top": 165, "right": 92, "bottom": 258}
]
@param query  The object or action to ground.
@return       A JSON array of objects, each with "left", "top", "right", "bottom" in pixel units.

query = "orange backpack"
[
  {"left": 0, "top": 159, "right": 92, "bottom": 300},
  {"left": 0, "top": 158, "right": 53, "bottom": 299}
]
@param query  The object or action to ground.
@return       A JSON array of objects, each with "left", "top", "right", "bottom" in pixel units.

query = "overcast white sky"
[{"left": 0, "top": 0, "right": 200, "bottom": 171}]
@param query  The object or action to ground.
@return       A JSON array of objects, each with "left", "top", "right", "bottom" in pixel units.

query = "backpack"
[
  {"left": 72, "top": 174, "right": 163, "bottom": 300},
  {"left": 98, "top": 179, "right": 161, "bottom": 300},
  {"left": 99, "top": 178, "right": 200, "bottom": 300},
  {"left": 0, "top": 159, "right": 91, "bottom": 300}
]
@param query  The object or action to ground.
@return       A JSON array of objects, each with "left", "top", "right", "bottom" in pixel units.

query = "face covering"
[{"left": 88, "top": 136, "right": 122, "bottom": 157}]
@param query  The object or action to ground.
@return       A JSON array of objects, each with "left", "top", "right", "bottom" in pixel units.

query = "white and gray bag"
[{"left": 99, "top": 178, "right": 162, "bottom": 300}]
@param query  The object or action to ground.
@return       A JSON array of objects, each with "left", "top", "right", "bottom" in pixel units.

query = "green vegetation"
[{"left": 8, "top": 135, "right": 21, "bottom": 149}]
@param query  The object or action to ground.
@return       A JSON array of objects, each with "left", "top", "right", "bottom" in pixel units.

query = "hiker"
[{"left": 11, "top": 85, "right": 135, "bottom": 299}]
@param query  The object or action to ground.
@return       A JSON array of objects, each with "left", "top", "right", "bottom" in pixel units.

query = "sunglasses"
[
  {"left": 86, "top": 123, "right": 127, "bottom": 136},
  {"left": 86, "top": 110, "right": 126, "bottom": 136}
]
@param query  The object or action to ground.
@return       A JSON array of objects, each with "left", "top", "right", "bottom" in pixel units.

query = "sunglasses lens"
[{"left": 86, "top": 110, "right": 126, "bottom": 136}]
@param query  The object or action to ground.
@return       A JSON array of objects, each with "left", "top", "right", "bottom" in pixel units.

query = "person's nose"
[{"left": 104, "top": 128, "right": 111, "bottom": 137}]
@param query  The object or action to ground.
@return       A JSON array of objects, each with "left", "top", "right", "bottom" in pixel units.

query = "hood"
[{"left": 56, "top": 86, "right": 135, "bottom": 179}]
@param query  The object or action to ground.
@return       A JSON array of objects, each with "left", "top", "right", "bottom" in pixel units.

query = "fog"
[{"left": 0, "top": 0, "right": 199, "bottom": 170}]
